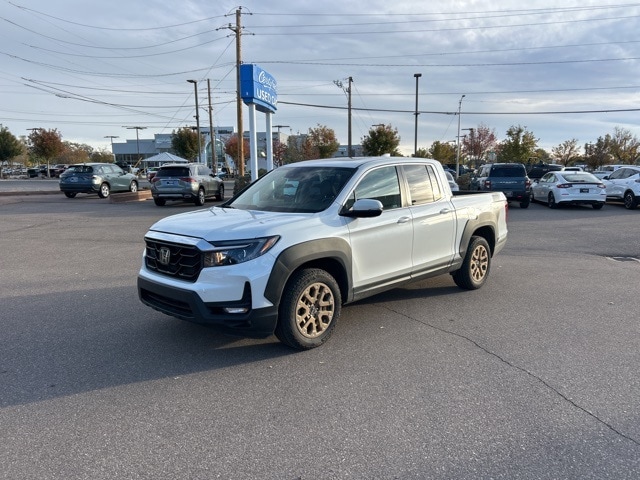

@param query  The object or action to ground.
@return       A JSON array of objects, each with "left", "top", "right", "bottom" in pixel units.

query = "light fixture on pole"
[
  {"left": 414, "top": 73, "right": 422, "bottom": 157},
  {"left": 187, "top": 79, "right": 202, "bottom": 164},
  {"left": 455, "top": 94, "right": 466, "bottom": 179},
  {"left": 104, "top": 135, "right": 118, "bottom": 161}
]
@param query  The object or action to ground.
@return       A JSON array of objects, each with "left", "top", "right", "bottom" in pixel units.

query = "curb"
[{"left": 109, "top": 190, "right": 152, "bottom": 203}]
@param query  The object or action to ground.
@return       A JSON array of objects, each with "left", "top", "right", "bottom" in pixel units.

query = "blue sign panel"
[{"left": 240, "top": 64, "right": 277, "bottom": 113}]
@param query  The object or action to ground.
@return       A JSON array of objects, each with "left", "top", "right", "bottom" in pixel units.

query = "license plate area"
[{"left": 580, "top": 188, "right": 589, "bottom": 193}]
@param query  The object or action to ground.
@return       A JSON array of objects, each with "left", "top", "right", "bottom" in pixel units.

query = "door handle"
[{"left": 397, "top": 216, "right": 410, "bottom": 224}]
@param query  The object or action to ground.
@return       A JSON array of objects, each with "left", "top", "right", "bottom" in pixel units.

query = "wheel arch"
[
  {"left": 264, "top": 238, "right": 353, "bottom": 309},
  {"left": 458, "top": 218, "right": 496, "bottom": 259}
]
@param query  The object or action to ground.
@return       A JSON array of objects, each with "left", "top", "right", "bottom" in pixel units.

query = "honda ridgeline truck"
[{"left": 138, "top": 157, "right": 508, "bottom": 349}]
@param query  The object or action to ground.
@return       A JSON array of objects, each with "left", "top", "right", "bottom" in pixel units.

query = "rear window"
[
  {"left": 155, "top": 167, "right": 190, "bottom": 178},
  {"left": 66, "top": 165, "right": 94, "bottom": 174},
  {"left": 490, "top": 165, "right": 526, "bottom": 177}
]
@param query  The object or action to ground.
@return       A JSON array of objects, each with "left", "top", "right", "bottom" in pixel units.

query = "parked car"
[
  {"left": 526, "top": 163, "right": 562, "bottom": 180},
  {"left": 602, "top": 165, "right": 640, "bottom": 209},
  {"left": 592, "top": 164, "right": 626, "bottom": 179},
  {"left": 146, "top": 167, "right": 160, "bottom": 182},
  {"left": 59, "top": 163, "right": 139, "bottom": 199},
  {"left": 531, "top": 171, "right": 606, "bottom": 209},
  {"left": 472, "top": 163, "right": 531, "bottom": 208},
  {"left": 150, "top": 163, "right": 224, "bottom": 206},
  {"left": 445, "top": 170, "right": 459, "bottom": 192}
]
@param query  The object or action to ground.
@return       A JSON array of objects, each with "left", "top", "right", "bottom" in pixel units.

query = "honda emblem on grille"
[{"left": 158, "top": 247, "right": 171, "bottom": 265}]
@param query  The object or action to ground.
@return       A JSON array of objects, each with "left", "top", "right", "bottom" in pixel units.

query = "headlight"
[{"left": 203, "top": 236, "right": 280, "bottom": 267}]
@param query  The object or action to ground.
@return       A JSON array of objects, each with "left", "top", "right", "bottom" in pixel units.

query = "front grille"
[{"left": 145, "top": 239, "right": 202, "bottom": 282}]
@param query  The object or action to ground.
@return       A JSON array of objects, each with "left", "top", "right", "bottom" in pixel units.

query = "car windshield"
[
  {"left": 227, "top": 166, "right": 356, "bottom": 213},
  {"left": 155, "top": 167, "right": 190, "bottom": 178},
  {"left": 562, "top": 173, "right": 600, "bottom": 183}
]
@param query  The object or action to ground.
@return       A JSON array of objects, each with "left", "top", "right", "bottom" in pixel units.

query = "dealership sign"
[{"left": 240, "top": 64, "right": 277, "bottom": 113}]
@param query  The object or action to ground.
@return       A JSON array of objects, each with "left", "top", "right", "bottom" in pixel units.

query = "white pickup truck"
[{"left": 138, "top": 157, "right": 508, "bottom": 349}]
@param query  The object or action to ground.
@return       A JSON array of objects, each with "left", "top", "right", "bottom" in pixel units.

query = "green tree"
[
  {"left": 361, "top": 124, "right": 401, "bottom": 156},
  {"left": 497, "top": 125, "right": 538, "bottom": 163},
  {"left": 58, "top": 141, "right": 93, "bottom": 164},
  {"left": 171, "top": 127, "right": 203, "bottom": 161},
  {"left": 306, "top": 124, "right": 340, "bottom": 159},
  {"left": 283, "top": 136, "right": 305, "bottom": 164},
  {"left": 414, "top": 147, "right": 430, "bottom": 158},
  {"left": 608, "top": 126, "right": 640, "bottom": 164},
  {"left": 428, "top": 141, "right": 456, "bottom": 162},
  {"left": 0, "top": 127, "right": 24, "bottom": 169},
  {"left": 551, "top": 138, "right": 580, "bottom": 166},
  {"left": 583, "top": 137, "right": 612, "bottom": 170},
  {"left": 28, "top": 128, "right": 65, "bottom": 176},
  {"left": 90, "top": 148, "right": 115, "bottom": 163}
]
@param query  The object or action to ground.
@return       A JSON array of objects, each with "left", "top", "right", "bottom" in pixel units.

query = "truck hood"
[{"left": 148, "top": 206, "right": 315, "bottom": 240}]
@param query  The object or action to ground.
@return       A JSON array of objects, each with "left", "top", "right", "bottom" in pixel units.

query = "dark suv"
[
  {"left": 150, "top": 163, "right": 224, "bottom": 206},
  {"left": 472, "top": 163, "right": 531, "bottom": 208}
]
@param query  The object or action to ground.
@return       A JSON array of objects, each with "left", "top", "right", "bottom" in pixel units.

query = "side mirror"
[{"left": 340, "top": 198, "right": 383, "bottom": 218}]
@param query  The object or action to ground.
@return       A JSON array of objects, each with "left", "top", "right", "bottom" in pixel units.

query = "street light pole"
[
  {"left": 124, "top": 126, "right": 146, "bottom": 167},
  {"left": 187, "top": 79, "right": 202, "bottom": 164},
  {"left": 456, "top": 94, "right": 466, "bottom": 179},
  {"left": 104, "top": 135, "right": 118, "bottom": 161},
  {"left": 414, "top": 73, "right": 422, "bottom": 157}
]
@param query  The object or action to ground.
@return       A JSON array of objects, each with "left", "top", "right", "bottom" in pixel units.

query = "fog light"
[{"left": 224, "top": 307, "right": 249, "bottom": 314}]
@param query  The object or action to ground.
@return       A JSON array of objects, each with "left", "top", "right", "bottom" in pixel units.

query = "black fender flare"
[
  {"left": 264, "top": 238, "right": 353, "bottom": 307},
  {"left": 458, "top": 214, "right": 497, "bottom": 258}
]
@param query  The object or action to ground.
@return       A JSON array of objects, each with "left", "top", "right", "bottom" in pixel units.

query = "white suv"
[{"left": 603, "top": 166, "right": 640, "bottom": 209}]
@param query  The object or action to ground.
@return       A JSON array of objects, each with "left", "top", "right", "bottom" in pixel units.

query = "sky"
[{"left": 1, "top": 0, "right": 640, "bottom": 157}]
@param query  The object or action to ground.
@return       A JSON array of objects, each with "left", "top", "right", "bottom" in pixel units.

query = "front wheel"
[
  {"left": 64, "top": 192, "right": 77, "bottom": 198},
  {"left": 98, "top": 183, "right": 110, "bottom": 198},
  {"left": 623, "top": 191, "right": 638, "bottom": 210},
  {"left": 452, "top": 236, "right": 491, "bottom": 290},
  {"left": 129, "top": 181, "right": 138, "bottom": 193},
  {"left": 275, "top": 268, "right": 342, "bottom": 350}
]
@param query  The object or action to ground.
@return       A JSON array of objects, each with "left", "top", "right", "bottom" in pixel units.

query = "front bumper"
[{"left": 137, "top": 275, "right": 278, "bottom": 338}]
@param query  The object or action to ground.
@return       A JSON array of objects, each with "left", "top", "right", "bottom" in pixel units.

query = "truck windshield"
[{"left": 228, "top": 166, "right": 356, "bottom": 213}]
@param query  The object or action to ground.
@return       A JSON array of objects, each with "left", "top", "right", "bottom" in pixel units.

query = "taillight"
[
  {"left": 556, "top": 183, "right": 572, "bottom": 189},
  {"left": 484, "top": 180, "right": 491, "bottom": 189},
  {"left": 180, "top": 177, "right": 197, "bottom": 184},
  {"left": 597, "top": 183, "right": 606, "bottom": 189},
  {"left": 151, "top": 176, "right": 160, "bottom": 183}
]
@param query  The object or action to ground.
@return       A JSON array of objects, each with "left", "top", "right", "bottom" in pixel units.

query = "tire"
[
  {"left": 64, "top": 192, "right": 77, "bottom": 198},
  {"left": 520, "top": 199, "right": 530, "bottom": 208},
  {"left": 623, "top": 191, "right": 638, "bottom": 210},
  {"left": 129, "top": 181, "right": 138, "bottom": 193},
  {"left": 275, "top": 268, "right": 342, "bottom": 350},
  {"left": 215, "top": 183, "right": 225, "bottom": 201},
  {"left": 98, "top": 183, "right": 110, "bottom": 199},
  {"left": 452, "top": 236, "right": 491, "bottom": 290},
  {"left": 547, "top": 192, "right": 557, "bottom": 209},
  {"left": 153, "top": 197, "right": 166, "bottom": 206},
  {"left": 592, "top": 202, "right": 604, "bottom": 210},
  {"left": 194, "top": 188, "right": 205, "bottom": 206}
]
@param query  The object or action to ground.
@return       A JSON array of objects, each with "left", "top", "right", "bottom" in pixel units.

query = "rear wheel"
[
  {"left": 452, "top": 236, "right": 491, "bottom": 290},
  {"left": 623, "top": 191, "right": 638, "bottom": 210},
  {"left": 275, "top": 268, "right": 341, "bottom": 350},
  {"left": 98, "top": 183, "right": 110, "bottom": 199},
  {"left": 592, "top": 202, "right": 604, "bottom": 210},
  {"left": 547, "top": 192, "right": 557, "bottom": 209},
  {"left": 64, "top": 192, "right": 77, "bottom": 198},
  {"left": 129, "top": 181, "right": 138, "bottom": 193},
  {"left": 520, "top": 198, "right": 530, "bottom": 208},
  {"left": 194, "top": 188, "right": 205, "bottom": 206},
  {"left": 153, "top": 197, "right": 166, "bottom": 206}
]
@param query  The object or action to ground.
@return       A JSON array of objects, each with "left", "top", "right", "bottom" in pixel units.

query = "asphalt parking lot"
[{"left": 1, "top": 183, "right": 639, "bottom": 479}]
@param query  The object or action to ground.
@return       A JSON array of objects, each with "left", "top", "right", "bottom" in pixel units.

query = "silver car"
[{"left": 150, "top": 163, "right": 224, "bottom": 206}]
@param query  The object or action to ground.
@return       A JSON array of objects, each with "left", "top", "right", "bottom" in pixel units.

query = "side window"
[
  {"left": 348, "top": 166, "right": 401, "bottom": 210},
  {"left": 608, "top": 169, "right": 624, "bottom": 180},
  {"left": 403, "top": 164, "right": 441, "bottom": 205}
]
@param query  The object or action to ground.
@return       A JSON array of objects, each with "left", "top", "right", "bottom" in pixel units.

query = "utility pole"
[
  {"left": 186, "top": 80, "right": 202, "bottom": 164},
  {"left": 334, "top": 77, "right": 353, "bottom": 157},
  {"left": 455, "top": 95, "right": 465, "bottom": 180},
  {"left": 207, "top": 78, "right": 217, "bottom": 172},
  {"left": 225, "top": 8, "right": 245, "bottom": 177},
  {"left": 413, "top": 73, "right": 422, "bottom": 157}
]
